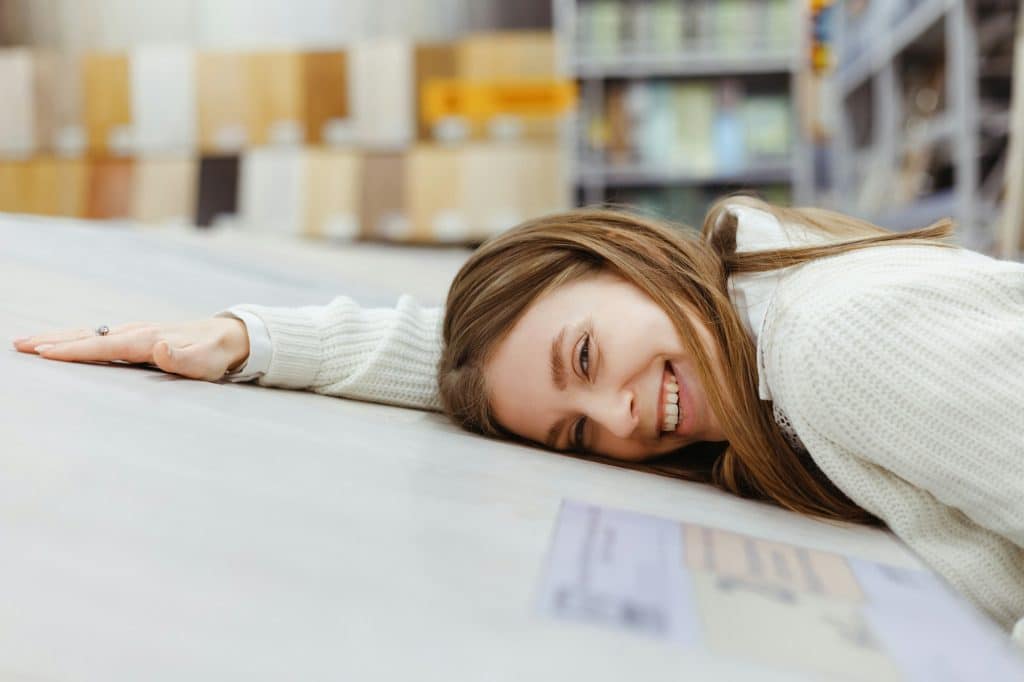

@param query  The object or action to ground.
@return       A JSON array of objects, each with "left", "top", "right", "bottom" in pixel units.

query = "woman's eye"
[
  {"left": 578, "top": 335, "right": 590, "bottom": 378},
  {"left": 572, "top": 417, "right": 587, "bottom": 451}
]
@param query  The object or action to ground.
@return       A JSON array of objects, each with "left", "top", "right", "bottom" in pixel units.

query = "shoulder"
[
  {"left": 767, "top": 242, "right": 1016, "bottom": 332},
  {"left": 762, "top": 244, "right": 1024, "bottom": 449},
  {"left": 763, "top": 244, "right": 981, "bottom": 362},
  {"left": 724, "top": 203, "right": 832, "bottom": 253}
]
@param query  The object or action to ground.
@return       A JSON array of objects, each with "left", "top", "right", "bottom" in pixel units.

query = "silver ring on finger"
[{"left": 95, "top": 325, "right": 110, "bottom": 336}]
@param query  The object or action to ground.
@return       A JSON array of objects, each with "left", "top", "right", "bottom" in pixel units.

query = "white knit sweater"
[{"left": 228, "top": 208, "right": 1024, "bottom": 641}]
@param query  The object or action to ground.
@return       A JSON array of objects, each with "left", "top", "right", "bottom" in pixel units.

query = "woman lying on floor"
[{"left": 13, "top": 195, "right": 1024, "bottom": 644}]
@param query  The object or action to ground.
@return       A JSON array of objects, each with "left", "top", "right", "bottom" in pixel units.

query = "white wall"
[{"left": 1, "top": 0, "right": 535, "bottom": 50}]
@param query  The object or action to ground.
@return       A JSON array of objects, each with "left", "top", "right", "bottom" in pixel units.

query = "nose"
[{"left": 588, "top": 387, "right": 639, "bottom": 440}]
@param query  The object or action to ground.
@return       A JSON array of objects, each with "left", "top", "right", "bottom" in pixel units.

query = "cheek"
[
  {"left": 636, "top": 306, "right": 682, "bottom": 350},
  {"left": 489, "top": 387, "right": 540, "bottom": 445},
  {"left": 590, "top": 432, "right": 660, "bottom": 462}
]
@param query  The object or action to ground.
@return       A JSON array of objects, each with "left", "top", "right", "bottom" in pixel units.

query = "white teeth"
[{"left": 661, "top": 372, "right": 680, "bottom": 432}]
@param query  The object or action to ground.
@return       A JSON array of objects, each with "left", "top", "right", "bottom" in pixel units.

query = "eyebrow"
[
  {"left": 549, "top": 325, "right": 568, "bottom": 391},
  {"left": 545, "top": 325, "right": 570, "bottom": 449},
  {"left": 545, "top": 416, "right": 569, "bottom": 451}
]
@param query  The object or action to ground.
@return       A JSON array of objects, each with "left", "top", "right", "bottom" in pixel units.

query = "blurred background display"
[{"left": 0, "top": 0, "right": 1020, "bottom": 255}]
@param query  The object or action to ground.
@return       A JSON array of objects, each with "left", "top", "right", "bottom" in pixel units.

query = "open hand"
[{"left": 11, "top": 318, "right": 251, "bottom": 382}]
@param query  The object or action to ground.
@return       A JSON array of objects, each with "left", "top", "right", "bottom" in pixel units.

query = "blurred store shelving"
[
  {"left": 555, "top": 0, "right": 814, "bottom": 228},
  {"left": 0, "top": 0, "right": 570, "bottom": 244},
  {"left": 0, "top": 0, "right": 1020, "bottom": 251},
  {"left": 830, "top": 0, "right": 1020, "bottom": 252}
]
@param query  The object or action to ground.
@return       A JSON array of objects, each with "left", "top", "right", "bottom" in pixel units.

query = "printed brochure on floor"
[{"left": 536, "top": 500, "right": 1024, "bottom": 681}]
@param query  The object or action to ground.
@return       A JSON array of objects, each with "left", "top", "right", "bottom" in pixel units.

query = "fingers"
[
  {"left": 16, "top": 319, "right": 232, "bottom": 383},
  {"left": 34, "top": 327, "right": 157, "bottom": 364},
  {"left": 12, "top": 322, "right": 153, "bottom": 353}
]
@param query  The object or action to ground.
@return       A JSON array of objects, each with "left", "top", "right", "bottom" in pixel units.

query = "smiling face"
[{"left": 484, "top": 271, "right": 727, "bottom": 462}]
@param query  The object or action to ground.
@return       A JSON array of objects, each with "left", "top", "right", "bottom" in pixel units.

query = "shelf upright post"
[
  {"left": 947, "top": 0, "right": 980, "bottom": 246},
  {"left": 874, "top": 3, "right": 901, "bottom": 215},
  {"left": 999, "top": 7, "right": 1024, "bottom": 259},
  {"left": 863, "top": 1, "right": 897, "bottom": 220},
  {"left": 791, "top": 0, "right": 814, "bottom": 206},
  {"left": 561, "top": 0, "right": 605, "bottom": 205},
  {"left": 554, "top": 0, "right": 579, "bottom": 210},
  {"left": 580, "top": 74, "right": 606, "bottom": 205},
  {"left": 832, "top": 0, "right": 855, "bottom": 214}
]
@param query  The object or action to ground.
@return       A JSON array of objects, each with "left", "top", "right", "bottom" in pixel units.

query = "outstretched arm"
[
  {"left": 218, "top": 295, "right": 444, "bottom": 411},
  {"left": 13, "top": 295, "right": 445, "bottom": 412}
]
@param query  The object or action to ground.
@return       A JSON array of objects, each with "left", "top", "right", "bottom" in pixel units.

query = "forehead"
[
  {"left": 512, "top": 270, "right": 630, "bottom": 326},
  {"left": 494, "top": 271, "right": 626, "bottom": 362},
  {"left": 484, "top": 272, "right": 630, "bottom": 443}
]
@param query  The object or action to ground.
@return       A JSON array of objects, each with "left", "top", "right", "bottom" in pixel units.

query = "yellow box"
[{"left": 421, "top": 79, "right": 576, "bottom": 127}]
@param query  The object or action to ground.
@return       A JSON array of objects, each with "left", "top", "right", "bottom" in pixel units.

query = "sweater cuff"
[
  {"left": 229, "top": 303, "right": 324, "bottom": 389},
  {"left": 215, "top": 308, "right": 273, "bottom": 381}
]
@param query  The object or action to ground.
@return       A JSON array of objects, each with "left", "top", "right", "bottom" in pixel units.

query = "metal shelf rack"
[
  {"left": 553, "top": 0, "right": 814, "bottom": 213},
  {"left": 831, "top": 0, "right": 1017, "bottom": 250}
]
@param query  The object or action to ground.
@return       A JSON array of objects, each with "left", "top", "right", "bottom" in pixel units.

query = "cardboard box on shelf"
[
  {"left": 457, "top": 31, "right": 556, "bottom": 81},
  {"left": 456, "top": 31, "right": 559, "bottom": 142},
  {"left": 239, "top": 146, "right": 307, "bottom": 235},
  {"left": 33, "top": 50, "right": 84, "bottom": 155},
  {"left": 303, "top": 51, "right": 349, "bottom": 146},
  {"left": 351, "top": 40, "right": 414, "bottom": 149},
  {"left": 0, "top": 161, "right": 29, "bottom": 213},
  {"left": 247, "top": 52, "right": 306, "bottom": 146},
  {"left": 195, "top": 155, "right": 240, "bottom": 227},
  {"left": 82, "top": 52, "right": 132, "bottom": 156},
  {"left": 414, "top": 43, "right": 458, "bottom": 142},
  {"left": 131, "top": 45, "right": 197, "bottom": 154},
  {"left": 0, "top": 48, "right": 36, "bottom": 158},
  {"left": 42, "top": 158, "right": 88, "bottom": 218},
  {"left": 86, "top": 157, "right": 134, "bottom": 219},
  {"left": 517, "top": 143, "right": 569, "bottom": 222},
  {"left": 197, "top": 53, "right": 250, "bottom": 154},
  {"left": 57, "top": 157, "right": 89, "bottom": 218},
  {"left": 359, "top": 152, "right": 408, "bottom": 240},
  {"left": 461, "top": 142, "right": 566, "bottom": 239},
  {"left": 402, "top": 141, "right": 566, "bottom": 243},
  {"left": 21, "top": 158, "right": 61, "bottom": 216},
  {"left": 305, "top": 149, "right": 361, "bottom": 240},
  {"left": 406, "top": 144, "right": 465, "bottom": 242},
  {"left": 132, "top": 156, "right": 197, "bottom": 224}
]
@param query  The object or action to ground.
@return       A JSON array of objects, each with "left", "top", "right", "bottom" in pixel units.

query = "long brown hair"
[{"left": 438, "top": 195, "right": 954, "bottom": 527}]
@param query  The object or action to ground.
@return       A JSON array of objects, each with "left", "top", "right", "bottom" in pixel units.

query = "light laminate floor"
[{"left": 0, "top": 214, "right": 923, "bottom": 681}]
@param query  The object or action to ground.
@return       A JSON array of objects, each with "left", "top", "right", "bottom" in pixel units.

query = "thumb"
[
  {"left": 151, "top": 340, "right": 179, "bottom": 374},
  {"left": 153, "top": 340, "right": 221, "bottom": 381}
]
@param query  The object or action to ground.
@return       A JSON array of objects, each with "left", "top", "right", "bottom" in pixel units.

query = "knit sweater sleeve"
[
  {"left": 228, "top": 294, "right": 444, "bottom": 411},
  {"left": 762, "top": 246, "right": 1024, "bottom": 630}
]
